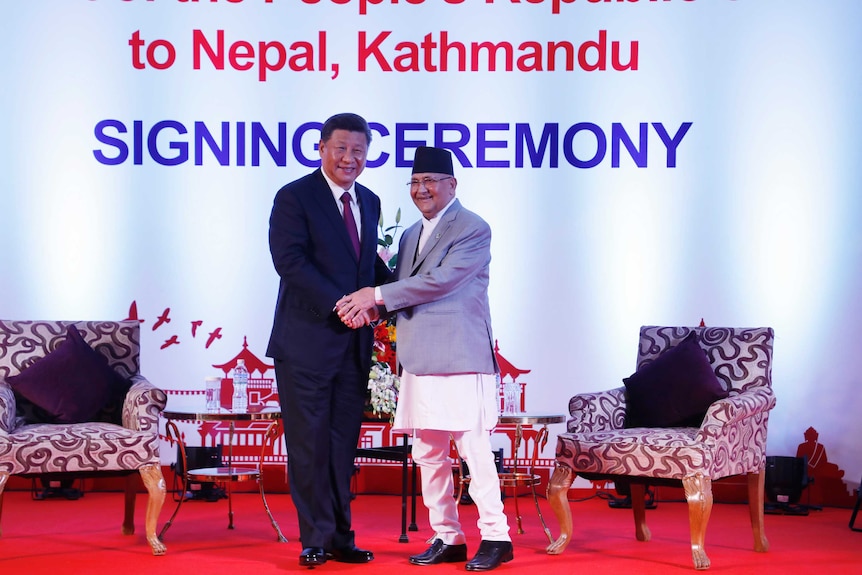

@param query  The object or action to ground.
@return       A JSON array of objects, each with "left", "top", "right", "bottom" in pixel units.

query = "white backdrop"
[{"left": 2, "top": 0, "right": 861, "bottom": 491}]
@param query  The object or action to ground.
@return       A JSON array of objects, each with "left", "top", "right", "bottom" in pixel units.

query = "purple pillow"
[
  {"left": 623, "top": 331, "right": 728, "bottom": 428},
  {"left": 7, "top": 326, "right": 130, "bottom": 424}
]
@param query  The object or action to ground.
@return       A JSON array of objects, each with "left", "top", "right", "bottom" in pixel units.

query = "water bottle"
[{"left": 232, "top": 359, "right": 248, "bottom": 412}]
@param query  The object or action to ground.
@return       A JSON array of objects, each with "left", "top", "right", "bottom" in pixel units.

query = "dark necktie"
[{"left": 340, "top": 192, "right": 360, "bottom": 257}]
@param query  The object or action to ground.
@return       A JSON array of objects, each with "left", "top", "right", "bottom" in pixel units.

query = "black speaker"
[
  {"left": 33, "top": 477, "right": 83, "bottom": 501},
  {"left": 175, "top": 445, "right": 222, "bottom": 475},
  {"left": 850, "top": 473, "right": 862, "bottom": 531},
  {"left": 173, "top": 445, "right": 225, "bottom": 502},
  {"left": 607, "top": 479, "right": 656, "bottom": 510},
  {"left": 765, "top": 455, "right": 811, "bottom": 515}
]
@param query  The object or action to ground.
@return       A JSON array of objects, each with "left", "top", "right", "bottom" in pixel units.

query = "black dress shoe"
[
  {"left": 465, "top": 540, "right": 513, "bottom": 571},
  {"left": 409, "top": 538, "right": 468, "bottom": 565},
  {"left": 328, "top": 546, "right": 375, "bottom": 563},
  {"left": 299, "top": 547, "right": 327, "bottom": 567}
]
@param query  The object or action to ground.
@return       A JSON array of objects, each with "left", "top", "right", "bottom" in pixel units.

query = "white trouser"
[{"left": 412, "top": 427, "right": 511, "bottom": 545}]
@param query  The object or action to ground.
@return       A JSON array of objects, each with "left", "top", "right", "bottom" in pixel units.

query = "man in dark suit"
[{"left": 267, "top": 113, "right": 391, "bottom": 567}]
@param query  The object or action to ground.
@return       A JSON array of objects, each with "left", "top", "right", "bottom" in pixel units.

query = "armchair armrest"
[
  {"left": 567, "top": 386, "right": 627, "bottom": 433},
  {"left": 696, "top": 386, "right": 776, "bottom": 442},
  {"left": 122, "top": 375, "right": 167, "bottom": 433},
  {"left": 0, "top": 379, "right": 19, "bottom": 433}
]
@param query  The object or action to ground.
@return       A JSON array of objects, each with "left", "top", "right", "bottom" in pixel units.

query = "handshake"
[{"left": 334, "top": 287, "right": 380, "bottom": 329}]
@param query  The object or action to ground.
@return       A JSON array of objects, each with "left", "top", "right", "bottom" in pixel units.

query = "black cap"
[{"left": 412, "top": 146, "right": 454, "bottom": 176}]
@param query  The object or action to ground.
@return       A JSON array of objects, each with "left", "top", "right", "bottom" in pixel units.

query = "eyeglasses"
[{"left": 407, "top": 176, "right": 452, "bottom": 190}]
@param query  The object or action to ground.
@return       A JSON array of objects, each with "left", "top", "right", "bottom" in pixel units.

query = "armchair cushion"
[
  {"left": 623, "top": 331, "right": 727, "bottom": 428},
  {"left": 7, "top": 326, "right": 130, "bottom": 424}
]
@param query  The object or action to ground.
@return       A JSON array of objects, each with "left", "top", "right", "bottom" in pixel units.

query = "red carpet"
[{"left": 1, "top": 488, "right": 859, "bottom": 574}]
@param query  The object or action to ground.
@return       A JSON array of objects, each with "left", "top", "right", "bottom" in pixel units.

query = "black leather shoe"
[
  {"left": 299, "top": 547, "right": 327, "bottom": 567},
  {"left": 328, "top": 546, "right": 374, "bottom": 563},
  {"left": 409, "top": 538, "right": 468, "bottom": 565},
  {"left": 465, "top": 540, "right": 513, "bottom": 571}
]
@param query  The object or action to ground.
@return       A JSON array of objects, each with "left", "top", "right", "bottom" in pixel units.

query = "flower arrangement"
[
  {"left": 368, "top": 320, "right": 399, "bottom": 422},
  {"left": 366, "top": 209, "right": 402, "bottom": 423},
  {"left": 372, "top": 319, "right": 398, "bottom": 374}
]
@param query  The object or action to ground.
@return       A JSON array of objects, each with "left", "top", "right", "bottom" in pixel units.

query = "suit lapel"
[
  {"left": 404, "top": 223, "right": 423, "bottom": 276},
  {"left": 356, "top": 185, "right": 378, "bottom": 265},
  {"left": 310, "top": 169, "right": 360, "bottom": 263},
  {"left": 410, "top": 199, "right": 462, "bottom": 273}
]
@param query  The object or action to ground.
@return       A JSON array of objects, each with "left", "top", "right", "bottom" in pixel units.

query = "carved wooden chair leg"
[
  {"left": 122, "top": 473, "right": 137, "bottom": 535},
  {"left": 0, "top": 472, "right": 8, "bottom": 537},
  {"left": 139, "top": 464, "right": 167, "bottom": 556},
  {"left": 683, "top": 473, "right": 713, "bottom": 570},
  {"left": 545, "top": 463, "right": 574, "bottom": 555},
  {"left": 747, "top": 469, "right": 769, "bottom": 552},
  {"left": 630, "top": 482, "right": 652, "bottom": 542}
]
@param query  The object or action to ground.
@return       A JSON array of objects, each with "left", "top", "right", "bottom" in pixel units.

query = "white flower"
[{"left": 367, "top": 362, "right": 400, "bottom": 423}]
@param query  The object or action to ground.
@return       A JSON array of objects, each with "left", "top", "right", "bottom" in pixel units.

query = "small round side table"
[
  {"left": 159, "top": 404, "right": 287, "bottom": 543},
  {"left": 457, "top": 413, "right": 566, "bottom": 542}
]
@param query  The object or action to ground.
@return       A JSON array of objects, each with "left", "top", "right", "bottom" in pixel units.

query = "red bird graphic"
[
  {"left": 153, "top": 308, "right": 171, "bottom": 331},
  {"left": 191, "top": 320, "right": 203, "bottom": 337},
  {"left": 160, "top": 335, "right": 180, "bottom": 349},
  {"left": 125, "top": 301, "right": 145, "bottom": 323},
  {"left": 206, "top": 327, "right": 222, "bottom": 349}
]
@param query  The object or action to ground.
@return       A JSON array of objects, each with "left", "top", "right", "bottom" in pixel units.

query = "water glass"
[
  {"left": 503, "top": 380, "right": 519, "bottom": 415},
  {"left": 205, "top": 376, "right": 221, "bottom": 412}
]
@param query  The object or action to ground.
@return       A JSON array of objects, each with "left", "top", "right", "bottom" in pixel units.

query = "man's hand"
[
  {"left": 342, "top": 307, "right": 380, "bottom": 329},
  {"left": 335, "top": 287, "right": 379, "bottom": 329}
]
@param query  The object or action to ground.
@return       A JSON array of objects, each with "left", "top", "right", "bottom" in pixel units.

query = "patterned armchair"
[
  {"left": 0, "top": 320, "right": 168, "bottom": 555},
  {"left": 546, "top": 326, "right": 776, "bottom": 570}
]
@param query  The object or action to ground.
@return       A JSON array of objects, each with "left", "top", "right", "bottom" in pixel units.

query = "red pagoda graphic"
[
  {"left": 160, "top": 336, "right": 555, "bottom": 492},
  {"left": 211, "top": 336, "right": 278, "bottom": 410},
  {"left": 162, "top": 337, "right": 285, "bottom": 466},
  {"left": 491, "top": 341, "right": 551, "bottom": 472},
  {"left": 495, "top": 339, "right": 531, "bottom": 413}
]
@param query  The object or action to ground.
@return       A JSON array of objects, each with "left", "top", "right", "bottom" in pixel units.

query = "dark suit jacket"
[{"left": 267, "top": 168, "right": 391, "bottom": 373}]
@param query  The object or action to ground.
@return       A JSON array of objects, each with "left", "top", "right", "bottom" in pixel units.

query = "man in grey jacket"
[{"left": 336, "top": 146, "right": 513, "bottom": 571}]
